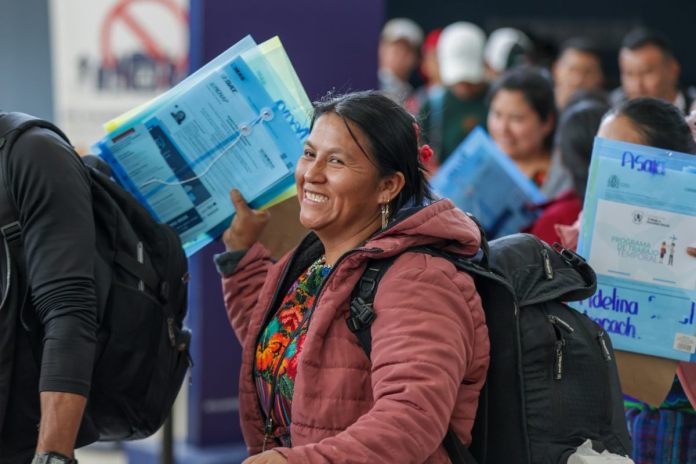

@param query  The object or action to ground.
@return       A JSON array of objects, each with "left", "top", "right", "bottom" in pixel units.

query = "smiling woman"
[
  {"left": 294, "top": 112, "right": 402, "bottom": 264},
  {"left": 487, "top": 67, "right": 557, "bottom": 186},
  {"left": 214, "top": 91, "right": 490, "bottom": 464}
]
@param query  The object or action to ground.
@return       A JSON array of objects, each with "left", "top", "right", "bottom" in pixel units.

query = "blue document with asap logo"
[{"left": 573, "top": 137, "right": 696, "bottom": 362}]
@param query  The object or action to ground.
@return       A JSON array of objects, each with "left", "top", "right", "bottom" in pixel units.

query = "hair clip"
[{"left": 418, "top": 144, "right": 434, "bottom": 164}]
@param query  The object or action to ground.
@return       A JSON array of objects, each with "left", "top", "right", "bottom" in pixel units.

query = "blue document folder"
[
  {"left": 573, "top": 137, "right": 696, "bottom": 362},
  {"left": 429, "top": 127, "right": 546, "bottom": 238},
  {"left": 93, "top": 37, "right": 310, "bottom": 257}
]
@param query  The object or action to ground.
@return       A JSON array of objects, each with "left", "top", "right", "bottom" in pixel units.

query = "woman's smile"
[{"left": 303, "top": 190, "right": 329, "bottom": 204}]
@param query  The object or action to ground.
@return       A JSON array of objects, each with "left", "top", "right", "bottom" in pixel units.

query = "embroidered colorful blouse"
[{"left": 254, "top": 257, "right": 331, "bottom": 447}]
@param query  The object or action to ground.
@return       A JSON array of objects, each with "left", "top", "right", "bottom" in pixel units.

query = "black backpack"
[
  {"left": 347, "top": 232, "right": 632, "bottom": 464},
  {"left": 0, "top": 112, "right": 191, "bottom": 441}
]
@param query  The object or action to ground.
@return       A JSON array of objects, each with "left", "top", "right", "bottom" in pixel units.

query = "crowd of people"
[
  {"left": 376, "top": 18, "right": 696, "bottom": 244},
  {"left": 374, "top": 17, "right": 696, "bottom": 464},
  {"left": 3, "top": 14, "right": 696, "bottom": 464},
  {"left": 211, "top": 19, "right": 696, "bottom": 464}
]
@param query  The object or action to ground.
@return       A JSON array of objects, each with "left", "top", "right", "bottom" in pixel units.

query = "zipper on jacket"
[
  {"left": 597, "top": 331, "right": 612, "bottom": 361},
  {"left": 258, "top": 246, "right": 382, "bottom": 447},
  {"left": 547, "top": 315, "right": 573, "bottom": 380},
  {"left": 553, "top": 339, "right": 565, "bottom": 381},
  {"left": 541, "top": 248, "right": 554, "bottom": 280},
  {"left": 262, "top": 416, "right": 274, "bottom": 451},
  {"left": 548, "top": 315, "right": 574, "bottom": 334},
  {"left": 136, "top": 241, "right": 145, "bottom": 291}
]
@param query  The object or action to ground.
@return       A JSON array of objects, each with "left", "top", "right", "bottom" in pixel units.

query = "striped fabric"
[{"left": 625, "top": 376, "right": 696, "bottom": 463}]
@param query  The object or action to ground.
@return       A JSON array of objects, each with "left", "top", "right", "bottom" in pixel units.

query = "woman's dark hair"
[
  {"left": 488, "top": 66, "right": 557, "bottom": 150},
  {"left": 311, "top": 91, "right": 433, "bottom": 212},
  {"left": 557, "top": 99, "right": 610, "bottom": 202},
  {"left": 608, "top": 97, "right": 696, "bottom": 154}
]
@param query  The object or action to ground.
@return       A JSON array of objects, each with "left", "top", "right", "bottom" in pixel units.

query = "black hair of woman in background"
[
  {"left": 602, "top": 97, "right": 696, "bottom": 154},
  {"left": 527, "top": 97, "right": 609, "bottom": 245}
]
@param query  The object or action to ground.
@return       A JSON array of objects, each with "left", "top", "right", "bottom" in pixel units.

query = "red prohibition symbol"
[{"left": 100, "top": 0, "right": 189, "bottom": 77}]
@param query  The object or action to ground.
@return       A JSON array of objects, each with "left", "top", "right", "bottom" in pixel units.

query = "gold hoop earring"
[{"left": 381, "top": 203, "right": 390, "bottom": 230}]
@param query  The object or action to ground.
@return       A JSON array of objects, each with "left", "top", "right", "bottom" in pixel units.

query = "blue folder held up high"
[{"left": 430, "top": 126, "right": 546, "bottom": 239}]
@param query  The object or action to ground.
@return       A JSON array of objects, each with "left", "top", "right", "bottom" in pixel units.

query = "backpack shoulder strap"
[
  {"left": 346, "top": 213, "right": 490, "bottom": 352},
  {"left": 0, "top": 114, "right": 44, "bottom": 426},
  {"left": 347, "top": 246, "right": 491, "bottom": 356},
  {"left": 0, "top": 112, "right": 73, "bottom": 224},
  {"left": 346, "top": 255, "right": 397, "bottom": 358},
  {"left": 347, "top": 247, "right": 479, "bottom": 464},
  {"left": 0, "top": 112, "right": 67, "bottom": 275}
]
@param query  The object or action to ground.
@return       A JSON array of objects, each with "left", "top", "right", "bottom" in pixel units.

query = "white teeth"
[{"left": 305, "top": 191, "right": 328, "bottom": 203}]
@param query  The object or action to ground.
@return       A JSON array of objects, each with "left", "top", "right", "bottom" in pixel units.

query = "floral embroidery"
[{"left": 254, "top": 257, "right": 331, "bottom": 445}]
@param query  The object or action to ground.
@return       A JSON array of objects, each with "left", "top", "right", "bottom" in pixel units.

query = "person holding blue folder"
[
  {"left": 215, "top": 91, "right": 489, "bottom": 463},
  {"left": 428, "top": 66, "right": 555, "bottom": 239},
  {"left": 569, "top": 97, "right": 696, "bottom": 463}
]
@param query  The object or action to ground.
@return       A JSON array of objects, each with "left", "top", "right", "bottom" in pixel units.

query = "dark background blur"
[
  {"left": 388, "top": 0, "right": 696, "bottom": 89},
  {"left": 3, "top": 0, "right": 695, "bottom": 119}
]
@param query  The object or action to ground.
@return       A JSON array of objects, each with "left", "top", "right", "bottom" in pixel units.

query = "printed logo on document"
[
  {"left": 171, "top": 105, "right": 186, "bottom": 125},
  {"left": 607, "top": 175, "right": 620, "bottom": 189},
  {"left": 632, "top": 210, "right": 644, "bottom": 224}
]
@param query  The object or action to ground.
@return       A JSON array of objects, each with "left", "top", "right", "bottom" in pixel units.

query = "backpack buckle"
[
  {"left": 1, "top": 222, "right": 22, "bottom": 243},
  {"left": 347, "top": 297, "right": 375, "bottom": 332}
]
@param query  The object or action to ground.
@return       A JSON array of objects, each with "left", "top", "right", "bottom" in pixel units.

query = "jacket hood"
[
  {"left": 364, "top": 199, "right": 482, "bottom": 258},
  {"left": 488, "top": 233, "right": 596, "bottom": 306}
]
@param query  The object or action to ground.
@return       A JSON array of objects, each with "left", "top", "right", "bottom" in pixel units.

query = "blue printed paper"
[
  {"left": 429, "top": 127, "right": 546, "bottom": 238},
  {"left": 573, "top": 137, "right": 696, "bottom": 362},
  {"left": 93, "top": 36, "right": 311, "bottom": 257}
]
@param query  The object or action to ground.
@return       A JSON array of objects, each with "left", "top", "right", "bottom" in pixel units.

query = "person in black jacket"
[{"left": 0, "top": 116, "right": 97, "bottom": 464}]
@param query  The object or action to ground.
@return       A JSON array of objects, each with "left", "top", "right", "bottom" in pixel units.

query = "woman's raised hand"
[{"left": 222, "top": 189, "right": 271, "bottom": 251}]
